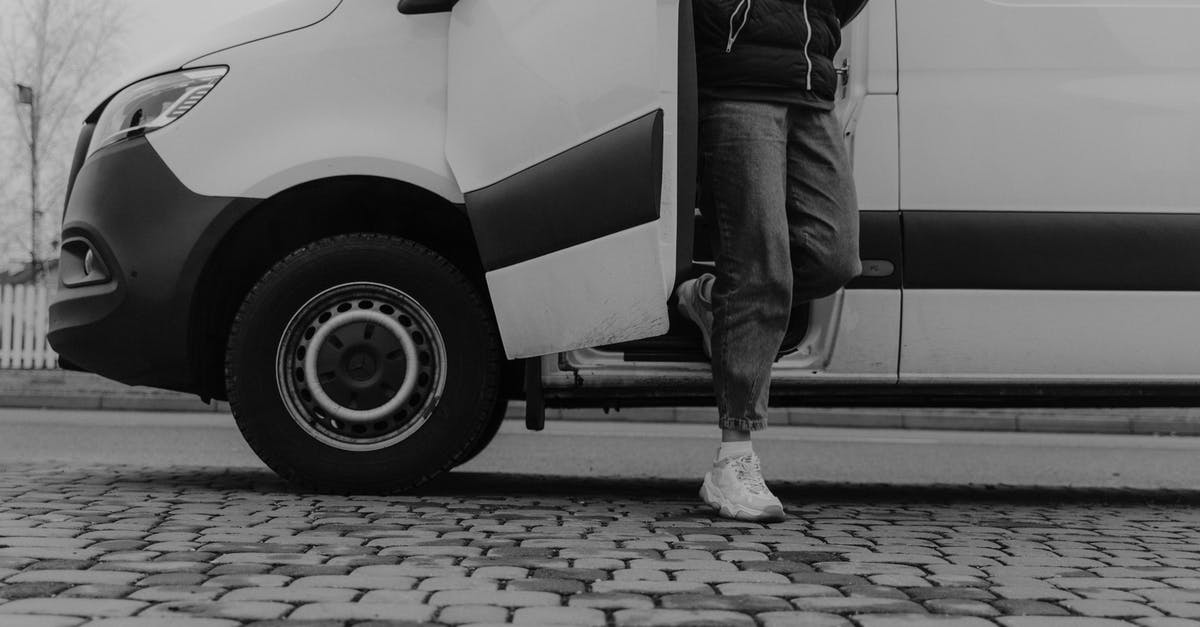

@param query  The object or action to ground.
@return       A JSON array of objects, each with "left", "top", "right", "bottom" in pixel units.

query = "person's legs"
[
  {"left": 700, "top": 100, "right": 793, "bottom": 434},
  {"left": 785, "top": 106, "right": 862, "bottom": 306},
  {"left": 679, "top": 98, "right": 791, "bottom": 522}
]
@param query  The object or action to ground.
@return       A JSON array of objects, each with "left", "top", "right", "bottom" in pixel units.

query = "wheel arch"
[{"left": 189, "top": 175, "right": 519, "bottom": 402}]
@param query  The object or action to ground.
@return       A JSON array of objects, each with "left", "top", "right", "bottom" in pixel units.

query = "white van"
[{"left": 49, "top": 0, "right": 1200, "bottom": 491}]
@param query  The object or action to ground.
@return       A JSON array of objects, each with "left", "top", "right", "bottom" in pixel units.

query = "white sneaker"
[
  {"left": 700, "top": 453, "right": 785, "bottom": 523},
  {"left": 675, "top": 275, "right": 714, "bottom": 360}
]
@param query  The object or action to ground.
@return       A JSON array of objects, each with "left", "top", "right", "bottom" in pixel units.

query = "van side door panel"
[{"left": 446, "top": 0, "right": 687, "bottom": 359}]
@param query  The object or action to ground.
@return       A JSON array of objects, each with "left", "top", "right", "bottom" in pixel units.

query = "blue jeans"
[{"left": 699, "top": 99, "right": 862, "bottom": 432}]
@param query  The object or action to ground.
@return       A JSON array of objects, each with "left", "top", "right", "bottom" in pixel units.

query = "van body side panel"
[
  {"left": 902, "top": 291, "right": 1200, "bottom": 383},
  {"left": 152, "top": 3, "right": 461, "bottom": 203},
  {"left": 900, "top": 0, "right": 1200, "bottom": 215},
  {"left": 898, "top": 0, "right": 1200, "bottom": 381}
]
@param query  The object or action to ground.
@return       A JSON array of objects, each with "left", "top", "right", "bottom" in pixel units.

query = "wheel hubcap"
[{"left": 275, "top": 282, "right": 447, "bottom": 451}]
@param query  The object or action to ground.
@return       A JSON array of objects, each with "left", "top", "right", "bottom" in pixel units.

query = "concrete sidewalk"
[{"left": 5, "top": 369, "right": 1200, "bottom": 435}]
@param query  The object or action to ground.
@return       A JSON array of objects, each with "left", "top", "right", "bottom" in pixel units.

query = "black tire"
[
  {"left": 225, "top": 233, "right": 501, "bottom": 493},
  {"left": 453, "top": 399, "right": 508, "bottom": 468}
]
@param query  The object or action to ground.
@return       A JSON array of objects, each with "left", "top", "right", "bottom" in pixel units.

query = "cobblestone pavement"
[{"left": 3, "top": 465, "right": 1200, "bottom": 626}]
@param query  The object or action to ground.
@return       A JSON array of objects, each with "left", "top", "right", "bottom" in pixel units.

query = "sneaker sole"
[
  {"left": 676, "top": 280, "right": 713, "bottom": 360},
  {"left": 700, "top": 475, "right": 785, "bottom": 523}
]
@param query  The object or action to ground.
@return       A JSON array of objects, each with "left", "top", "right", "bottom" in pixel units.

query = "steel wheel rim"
[{"left": 275, "top": 282, "right": 448, "bottom": 452}]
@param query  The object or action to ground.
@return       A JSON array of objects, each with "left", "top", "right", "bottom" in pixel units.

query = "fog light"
[
  {"left": 83, "top": 249, "right": 98, "bottom": 276},
  {"left": 60, "top": 238, "right": 111, "bottom": 287}
]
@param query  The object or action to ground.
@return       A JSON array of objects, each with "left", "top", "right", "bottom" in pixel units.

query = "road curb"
[{"left": 3, "top": 370, "right": 1200, "bottom": 435}]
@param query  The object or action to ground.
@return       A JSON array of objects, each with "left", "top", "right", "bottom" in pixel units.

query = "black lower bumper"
[{"left": 48, "top": 135, "right": 257, "bottom": 392}]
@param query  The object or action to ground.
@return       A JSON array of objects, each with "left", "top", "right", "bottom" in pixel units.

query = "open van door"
[{"left": 445, "top": 0, "right": 693, "bottom": 359}]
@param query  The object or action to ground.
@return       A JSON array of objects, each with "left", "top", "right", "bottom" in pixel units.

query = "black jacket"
[{"left": 695, "top": 0, "right": 869, "bottom": 102}]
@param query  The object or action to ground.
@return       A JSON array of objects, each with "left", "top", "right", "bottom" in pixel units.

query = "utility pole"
[{"left": 15, "top": 83, "right": 39, "bottom": 284}]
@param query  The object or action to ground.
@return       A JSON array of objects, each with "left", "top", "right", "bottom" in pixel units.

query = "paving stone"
[
  {"left": 201, "top": 574, "right": 289, "bottom": 588},
  {"left": 0, "top": 582, "right": 73, "bottom": 599},
  {"left": 8, "top": 571, "right": 142, "bottom": 586},
  {"left": 1144, "top": 591, "right": 1200, "bottom": 603},
  {"left": 843, "top": 585, "right": 910, "bottom": 600},
  {"left": 511, "top": 606, "right": 607, "bottom": 626},
  {"left": 507, "top": 577, "right": 586, "bottom": 594},
  {"left": 1061, "top": 599, "right": 1161, "bottom": 617},
  {"left": 857, "top": 617, "right": 997, "bottom": 627},
  {"left": 1156, "top": 604, "right": 1200, "bottom": 618},
  {"left": 568, "top": 592, "right": 655, "bottom": 610},
  {"left": 86, "top": 614, "right": 241, "bottom": 619},
  {"left": 717, "top": 583, "right": 840, "bottom": 597},
  {"left": 790, "top": 573, "right": 869, "bottom": 587},
  {"left": 60, "top": 584, "right": 138, "bottom": 599},
  {"left": 0, "top": 598, "right": 147, "bottom": 617},
  {"left": 287, "top": 602, "right": 437, "bottom": 621},
  {"left": 140, "top": 601, "right": 291, "bottom": 620},
  {"left": 220, "top": 586, "right": 356, "bottom": 602},
  {"left": 269, "top": 565, "right": 347, "bottom": 578},
  {"left": 1053, "top": 578, "right": 1167, "bottom": 590},
  {"left": 993, "top": 600, "right": 1071, "bottom": 616},
  {"left": 532, "top": 568, "right": 608, "bottom": 582},
  {"left": 1085, "top": 590, "right": 1152, "bottom": 602},
  {"left": 288, "top": 575, "right": 415, "bottom": 590},
  {"left": 204, "top": 565, "right": 271, "bottom": 577},
  {"left": 993, "top": 586, "right": 1080, "bottom": 600},
  {"left": 758, "top": 612, "right": 852, "bottom": 627},
  {"left": 352, "top": 564, "right": 466, "bottom": 579},
  {"left": 437, "top": 604, "right": 509, "bottom": 625},
  {"left": 674, "top": 569, "right": 791, "bottom": 584},
  {"left": 612, "top": 569, "right": 669, "bottom": 582},
  {"left": 418, "top": 577, "right": 499, "bottom": 591},
  {"left": 660, "top": 593, "right": 790, "bottom": 612},
  {"left": 355, "top": 590, "right": 428, "bottom": 604},
  {"left": 908, "top": 588, "right": 995, "bottom": 602},
  {"left": 613, "top": 609, "right": 757, "bottom": 626},
  {"left": 926, "top": 598, "right": 1002, "bottom": 617},
  {"left": 427, "top": 589, "right": 560, "bottom": 607},
  {"left": 790, "top": 597, "right": 926, "bottom": 614},
  {"left": 844, "top": 553, "right": 949, "bottom": 565},
  {"left": 472, "top": 566, "right": 530, "bottom": 580},
  {"left": 128, "top": 586, "right": 225, "bottom": 602},
  {"left": 998, "top": 614, "right": 1137, "bottom": 619},
  {"left": 591, "top": 581, "right": 713, "bottom": 595},
  {"left": 0, "top": 618, "right": 82, "bottom": 627}
]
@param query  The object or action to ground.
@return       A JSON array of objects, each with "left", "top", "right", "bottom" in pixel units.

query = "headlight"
[{"left": 89, "top": 66, "right": 227, "bottom": 156}]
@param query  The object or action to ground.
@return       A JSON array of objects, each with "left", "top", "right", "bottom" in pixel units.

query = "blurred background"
[{"left": 0, "top": 0, "right": 276, "bottom": 373}]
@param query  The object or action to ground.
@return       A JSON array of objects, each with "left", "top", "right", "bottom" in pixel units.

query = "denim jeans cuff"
[{"left": 719, "top": 416, "right": 768, "bottom": 432}]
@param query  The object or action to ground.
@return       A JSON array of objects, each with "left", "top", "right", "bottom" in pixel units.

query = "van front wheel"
[{"left": 224, "top": 234, "right": 501, "bottom": 493}]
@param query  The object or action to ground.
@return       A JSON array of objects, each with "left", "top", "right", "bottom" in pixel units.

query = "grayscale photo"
[{"left": 2, "top": 0, "right": 1200, "bottom": 624}]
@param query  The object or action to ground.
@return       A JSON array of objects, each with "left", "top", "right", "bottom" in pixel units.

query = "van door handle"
[
  {"left": 836, "top": 60, "right": 850, "bottom": 87},
  {"left": 397, "top": 0, "right": 458, "bottom": 14}
]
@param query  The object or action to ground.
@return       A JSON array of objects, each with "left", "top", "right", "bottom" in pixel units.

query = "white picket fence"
[{"left": 0, "top": 283, "right": 58, "bottom": 369}]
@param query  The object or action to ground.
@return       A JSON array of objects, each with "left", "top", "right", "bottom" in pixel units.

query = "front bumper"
[{"left": 48, "top": 134, "right": 257, "bottom": 392}]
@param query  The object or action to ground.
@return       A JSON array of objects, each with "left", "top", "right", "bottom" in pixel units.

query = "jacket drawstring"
[{"left": 725, "top": 0, "right": 752, "bottom": 53}]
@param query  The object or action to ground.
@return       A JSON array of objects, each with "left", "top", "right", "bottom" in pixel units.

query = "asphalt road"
[{"left": 1, "top": 408, "right": 1199, "bottom": 490}]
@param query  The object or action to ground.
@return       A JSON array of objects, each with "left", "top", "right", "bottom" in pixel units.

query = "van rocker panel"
[
  {"left": 48, "top": 137, "right": 258, "bottom": 391},
  {"left": 466, "top": 111, "right": 664, "bottom": 272}
]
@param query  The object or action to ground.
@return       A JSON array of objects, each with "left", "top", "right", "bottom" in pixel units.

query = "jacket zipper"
[
  {"left": 802, "top": 0, "right": 814, "bottom": 89},
  {"left": 725, "top": 0, "right": 752, "bottom": 53}
]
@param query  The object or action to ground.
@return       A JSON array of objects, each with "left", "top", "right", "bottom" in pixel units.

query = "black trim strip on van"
[
  {"left": 466, "top": 111, "right": 665, "bottom": 272},
  {"left": 847, "top": 211, "right": 902, "bottom": 290},
  {"left": 397, "top": 0, "right": 458, "bottom": 15},
  {"left": 904, "top": 211, "right": 1200, "bottom": 291}
]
